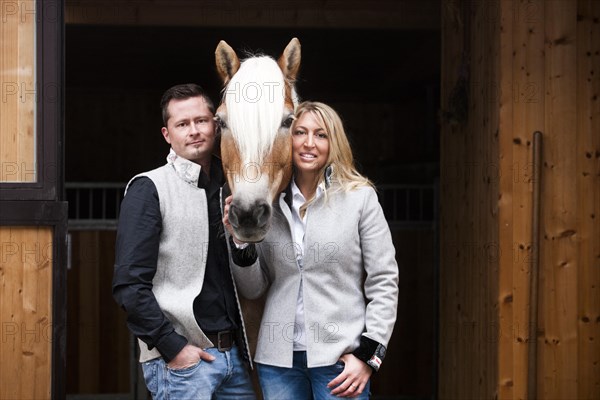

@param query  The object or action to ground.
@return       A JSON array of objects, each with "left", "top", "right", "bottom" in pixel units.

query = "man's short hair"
[{"left": 160, "top": 83, "right": 215, "bottom": 125}]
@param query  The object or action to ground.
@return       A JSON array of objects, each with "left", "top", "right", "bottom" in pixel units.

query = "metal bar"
[
  {"left": 116, "top": 188, "right": 121, "bottom": 221},
  {"left": 88, "top": 188, "right": 93, "bottom": 219},
  {"left": 65, "top": 182, "right": 125, "bottom": 189},
  {"left": 64, "top": 182, "right": 437, "bottom": 229},
  {"left": 75, "top": 188, "right": 80, "bottom": 219},
  {"left": 102, "top": 188, "right": 107, "bottom": 220}
]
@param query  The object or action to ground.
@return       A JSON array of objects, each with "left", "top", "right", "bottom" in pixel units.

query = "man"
[{"left": 113, "top": 83, "right": 257, "bottom": 399}]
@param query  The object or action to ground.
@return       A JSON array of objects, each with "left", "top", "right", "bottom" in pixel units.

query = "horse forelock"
[{"left": 224, "top": 56, "right": 287, "bottom": 165}]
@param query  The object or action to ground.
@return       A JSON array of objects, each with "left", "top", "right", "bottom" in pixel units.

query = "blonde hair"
[{"left": 293, "top": 101, "right": 372, "bottom": 195}]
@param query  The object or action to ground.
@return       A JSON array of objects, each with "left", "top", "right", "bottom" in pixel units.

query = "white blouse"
[{"left": 289, "top": 179, "right": 324, "bottom": 350}]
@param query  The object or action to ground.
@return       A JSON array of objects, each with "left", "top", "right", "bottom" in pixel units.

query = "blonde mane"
[{"left": 223, "top": 56, "right": 285, "bottom": 165}]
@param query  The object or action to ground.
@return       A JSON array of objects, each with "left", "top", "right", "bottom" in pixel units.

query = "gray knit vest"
[{"left": 126, "top": 164, "right": 215, "bottom": 362}]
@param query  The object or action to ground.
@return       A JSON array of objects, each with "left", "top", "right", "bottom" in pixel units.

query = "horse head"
[{"left": 215, "top": 38, "right": 301, "bottom": 242}]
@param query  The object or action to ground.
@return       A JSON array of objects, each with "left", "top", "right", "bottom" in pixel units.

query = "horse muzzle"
[{"left": 228, "top": 199, "right": 271, "bottom": 243}]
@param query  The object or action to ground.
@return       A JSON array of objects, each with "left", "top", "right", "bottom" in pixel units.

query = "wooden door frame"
[
  {"left": 0, "top": 1, "right": 66, "bottom": 398},
  {"left": 0, "top": 202, "right": 68, "bottom": 399},
  {"left": 0, "top": 0, "right": 64, "bottom": 201}
]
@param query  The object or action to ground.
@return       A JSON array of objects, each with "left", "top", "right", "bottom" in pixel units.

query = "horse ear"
[
  {"left": 215, "top": 40, "right": 240, "bottom": 84},
  {"left": 278, "top": 37, "right": 301, "bottom": 81}
]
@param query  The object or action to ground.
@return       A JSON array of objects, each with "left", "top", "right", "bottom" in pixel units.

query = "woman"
[{"left": 225, "top": 101, "right": 399, "bottom": 399}]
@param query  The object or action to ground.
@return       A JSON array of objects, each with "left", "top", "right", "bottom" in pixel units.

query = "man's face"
[{"left": 161, "top": 96, "right": 216, "bottom": 165}]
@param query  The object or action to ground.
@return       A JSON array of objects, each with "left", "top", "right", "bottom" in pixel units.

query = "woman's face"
[{"left": 291, "top": 111, "right": 330, "bottom": 176}]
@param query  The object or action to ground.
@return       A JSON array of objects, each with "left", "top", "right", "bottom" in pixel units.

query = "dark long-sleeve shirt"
[{"left": 112, "top": 158, "right": 257, "bottom": 362}]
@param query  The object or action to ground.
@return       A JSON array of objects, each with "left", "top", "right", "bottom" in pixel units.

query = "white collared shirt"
[
  {"left": 166, "top": 148, "right": 202, "bottom": 186},
  {"left": 289, "top": 178, "right": 324, "bottom": 350}
]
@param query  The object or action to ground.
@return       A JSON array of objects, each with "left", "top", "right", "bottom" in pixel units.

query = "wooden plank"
[
  {"left": 576, "top": 1, "right": 600, "bottom": 399},
  {"left": 370, "top": 230, "right": 435, "bottom": 397},
  {"left": 0, "top": 2, "right": 19, "bottom": 178},
  {"left": 471, "top": 1, "right": 501, "bottom": 398},
  {"left": 485, "top": 2, "right": 501, "bottom": 397},
  {"left": 67, "top": 230, "right": 133, "bottom": 394},
  {"left": 507, "top": 1, "right": 546, "bottom": 398},
  {"left": 77, "top": 231, "right": 100, "bottom": 391},
  {"left": 541, "top": 1, "right": 579, "bottom": 399},
  {"left": 97, "top": 230, "right": 130, "bottom": 391},
  {"left": 498, "top": 1, "right": 516, "bottom": 398},
  {"left": 439, "top": 1, "right": 465, "bottom": 398},
  {"left": 66, "top": 232, "right": 81, "bottom": 393},
  {"left": 0, "top": 0, "right": 36, "bottom": 182},
  {"left": 440, "top": 1, "right": 501, "bottom": 398},
  {"left": 64, "top": 0, "right": 440, "bottom": 30},
  {"left": 0, "top": 227, "right": 52, "bottom": 400},
  {"left": 17, "top": 0, "right": 36, "bottom": 182}
]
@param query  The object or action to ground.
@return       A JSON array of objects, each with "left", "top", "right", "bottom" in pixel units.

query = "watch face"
[{"left": 367, "top": 343, "right": 386, "bottom": 371}]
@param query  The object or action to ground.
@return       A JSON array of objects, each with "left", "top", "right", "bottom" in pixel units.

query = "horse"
[{"left": 215, "top": 38, "right": 301, "bottom": 243}]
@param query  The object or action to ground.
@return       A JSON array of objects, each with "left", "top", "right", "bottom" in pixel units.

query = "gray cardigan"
[{"left": 232, "top": 184, "right": 399, "bottom": 368}]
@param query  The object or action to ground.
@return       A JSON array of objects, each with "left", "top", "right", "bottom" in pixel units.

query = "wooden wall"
[
  {"left": 66, "top": 230, "right": 130, "bottom": 394},
  {"left": 574, "top": 2, "right": 600, "bottom": 398},
  {"left": 441, "top": 0, "right": 600, "bottom": 399},
  {"left": 64, "top": 0, "right": 439, "bottom": 30},
  {"left": 0, "top": 227, "right": 52, "bottom": 399},
  {"left": 439, "top": 0, "right": 501, "bottom": 398},
  {"left": 0, "top": 0, "right": 35, "bottom": 182},
  {"left": 371, "top": 229, "right": 436, "bottom": 398},
  {"left": 1, "top": 3, "right": 57, "bottom": 399}
]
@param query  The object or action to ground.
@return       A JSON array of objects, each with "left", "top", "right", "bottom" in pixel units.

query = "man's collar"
[{"left": 166, "top": 148, "right": 202, "bottom": 186}]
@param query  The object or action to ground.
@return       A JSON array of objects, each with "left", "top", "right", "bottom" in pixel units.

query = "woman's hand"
[
  {"left": 327, "top": 353, "right": 373, "bottom": 397},
  {"left": 223, "top": 195, "right": 246, "bottom": 246},
  {"left": 223, "top": 195, "right": 233, "bottom": 232},
  {"left": 222, "top": 195, "right": 235, "bottom": 236}
]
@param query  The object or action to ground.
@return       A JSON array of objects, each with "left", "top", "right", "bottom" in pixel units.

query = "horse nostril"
[
  {"left": 229, "top": 204, "right": 240, "bottom": 227},
  {"left": 253, "top": 202, "right": 271, "bottom": 228}
]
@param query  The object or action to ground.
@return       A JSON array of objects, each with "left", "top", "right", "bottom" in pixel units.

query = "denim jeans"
[
  {"left": 141, "top": 345, "right": 255, "bottom": 400},
  {"left": 257, "top": 351, "right": 370, "bottom": 400}
]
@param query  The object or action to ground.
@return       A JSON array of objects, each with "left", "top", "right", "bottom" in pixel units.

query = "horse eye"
[
  {"left": 214, "top": 116, "right": 227, "bottom": 130},
  {"left": 281, "top": 115, "right": 295, "bottom": 129}
]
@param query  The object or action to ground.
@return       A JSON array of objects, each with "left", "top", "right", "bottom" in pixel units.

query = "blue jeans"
[
  {"left": 257, "top": 351, "right": 370, "bottom": 400},
  {"left": 141, "top": 345, "right": 255, "bottom": 400}
]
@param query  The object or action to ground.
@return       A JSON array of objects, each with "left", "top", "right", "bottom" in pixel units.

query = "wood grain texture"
[
  {"left": 64, "top": 0, "right": 440, "bottom": 30},
  {"left": 440, "top": 1, "right": 500, "bottom": 398},
  {"left": 0, "top": 0, "right": 36, "bottom": 182},
  {"left": 66, "top": 230, "right": 130, "bottom": 394},
  {"left": 498, "top": 1, "right": 516, "bottom": 397},
  {"left": 576, "top": 1, "right": 600, "bottom": 399},
  {"left": 0, "top": 226, "right": 52, "bottom": 400},
  {"left": 443, "top": 0, "right": 599, "bottom": 399},
  {"left": 501, "top": 1, "right": 546, "bottom": 399},
  {"left": 541, "top": 2, "right": 579, "bottom": 399}
]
